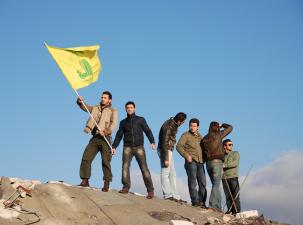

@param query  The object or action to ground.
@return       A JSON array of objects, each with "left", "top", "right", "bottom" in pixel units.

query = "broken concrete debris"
[{"left": 0, "top": 177, "right": 289, "bottom": 225}]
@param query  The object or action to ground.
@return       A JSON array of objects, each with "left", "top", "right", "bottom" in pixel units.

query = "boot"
[
  {"left": 119, "top": 188, "right": 129, "bottom": 194},
  {"left": 102, "top": 180, "right": 110, "bottom": 192},
  {"left": 146, "top": 191, "right": 154, "bottom": 199},
  {"left": 78, "top": 178, "right": 89, "bottom": 187}
]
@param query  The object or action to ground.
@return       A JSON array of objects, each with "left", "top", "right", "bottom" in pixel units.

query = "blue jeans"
[
  {"left": 185, "top": 161, "right": 207, "bottom": 205},
  {"left": 122, "top": 146, "right": 154, "bottom": 192},
  {"left": 158, "top": 150, "right": 180, "bottom": 200},
  {"left": 206, "top": 160, "right": 223, "bottom": 210}
]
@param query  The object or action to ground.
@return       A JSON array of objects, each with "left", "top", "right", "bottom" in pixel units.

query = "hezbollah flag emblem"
[{"left": 45, "top": 43, "right": 101, "bottom": 90}]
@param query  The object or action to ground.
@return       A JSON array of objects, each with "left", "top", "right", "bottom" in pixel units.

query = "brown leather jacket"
[
  {"left": 201, "top": 122, "right": 233, "bottom": 161},
  {"left": 157, "top": 118, "right": 179, "bottom": 163}
]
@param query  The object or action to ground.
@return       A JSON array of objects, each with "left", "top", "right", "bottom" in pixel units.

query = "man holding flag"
[
  {"left": 45, "top": 43, "right": 117, "bottom": 191},
  {"left": 77, "top": 91, "right": 117, "bottom": 191}
]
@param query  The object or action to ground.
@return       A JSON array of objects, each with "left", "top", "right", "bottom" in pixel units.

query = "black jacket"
[
  {"left": 112, "top": 113, "right": 155, "bottom": 148},
  {"left": 157, "top": 118, "right": 179, "bottom": 163},
  {"left": 201, "top": 123, "right": 233, "bottom": 161}
]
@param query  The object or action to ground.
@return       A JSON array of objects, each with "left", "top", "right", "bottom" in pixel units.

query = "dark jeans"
[
  {"left": 184, "top": 161, "right": 207, "bottom": 205},
  {"left": 122, "top": 146, "right": 154, "bottom": 192},
  {"left": 80, "top": 136, "right": 112, "bottom": 182},
  {"left": 222, "top": 177, "right": 241, "bottom": 214}
]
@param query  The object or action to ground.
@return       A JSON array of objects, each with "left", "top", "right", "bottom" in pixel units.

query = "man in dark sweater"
[
  {"left": 157, "top": 112, "right": 187, "bottom": 201},
  {"left": 112, "top": 101, "right": 155, "bottom": 199}
]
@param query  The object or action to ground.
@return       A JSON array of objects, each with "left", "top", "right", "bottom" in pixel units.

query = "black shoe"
[
  {"left": 201, "top": 204, "right": 207, "bottom": 209},
  {"left": 177, "top": 199, "right": 187, "bottom": 203},
  {"left": 192, "top": 202, "right": 201, "bottom": 207},
  {"left": 192, "top": 202, "right": 206, "bottom": 208},
  {"left": 165, "top": 197, "right": 175, "bottom": 201}
]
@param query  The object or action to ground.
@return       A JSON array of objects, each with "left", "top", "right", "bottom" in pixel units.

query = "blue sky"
[{"left": 1, "top": 1, "right": 302, "bottom": 224}]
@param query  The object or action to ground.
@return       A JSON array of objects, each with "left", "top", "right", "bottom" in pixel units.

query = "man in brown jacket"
[
  {"left": 77, "top": 91, "right": 117, "bottom": 191},
  {"left": 201, "top": 121, "right": 233, "bottom": 211},
  {"left": 176, "top": 118, "right": 207, "bottom": 207}
]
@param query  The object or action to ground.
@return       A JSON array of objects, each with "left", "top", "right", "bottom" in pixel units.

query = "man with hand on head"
[{"left": 201, "top": 121, "right": 233, "bottom": 212}]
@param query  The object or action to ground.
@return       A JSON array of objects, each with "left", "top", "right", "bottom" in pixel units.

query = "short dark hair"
[
  {"left": 125, "top": 101, "right": 136, "bottom": 108},
  {"left": 189, "top": 118, "right": 199, "bottom": 126},
  {"left": 102, "top": 91, "right": 112, "bottom": 100},
  {"left": 223, "top": 139, "right": 232, "bottom": 146},
  {"left": 173, "top": 112, "right": 187, "bottom": 123},
  {"left": 209, "top": 121, "right": 220, "bottom": 132}
]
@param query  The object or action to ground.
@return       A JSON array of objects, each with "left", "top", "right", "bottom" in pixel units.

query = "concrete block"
[
  {"left": 169, "top": 220, "right": 194, "bottom": 225},
  {"left": 236, "top": 210, "right": 259, "bottom": 218}
]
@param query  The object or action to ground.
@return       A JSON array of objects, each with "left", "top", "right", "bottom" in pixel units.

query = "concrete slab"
[
  {"left": 24, "top": 184, "right": 115, "bottom": 225},
  {"left": 81, "top": 188, "right": 134, "bottom": 206},
  {"left": 103, "top": 204, "right": 166, "bottom": 225},
  {"left": 0, "top": 177, "right": 16, "bottom": 200}
]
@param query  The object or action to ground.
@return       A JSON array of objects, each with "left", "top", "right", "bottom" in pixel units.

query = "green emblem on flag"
[{"left": 77, "top": 59, "right": 93, "bottom": 79}]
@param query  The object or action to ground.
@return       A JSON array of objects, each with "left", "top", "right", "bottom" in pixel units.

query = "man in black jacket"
[
  {"left": 112, "top": 101, "right": 155, "bottom": 199},
  {"left": 157, "top": 112, "right": 187, "bottom": 201}
]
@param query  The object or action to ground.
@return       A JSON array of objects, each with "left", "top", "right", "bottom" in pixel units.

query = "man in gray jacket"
[{"left": 222, "top": 139, "right": 240, "bottom": 215}]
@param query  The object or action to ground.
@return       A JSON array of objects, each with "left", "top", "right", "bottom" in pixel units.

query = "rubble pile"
[{"left": 0, "top": 177, "right": 289, "bottom": 225}]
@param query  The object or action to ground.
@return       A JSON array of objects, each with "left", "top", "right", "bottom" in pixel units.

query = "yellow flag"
[{"left": 45, "top": 43, "right": 101, "bottom": 90}]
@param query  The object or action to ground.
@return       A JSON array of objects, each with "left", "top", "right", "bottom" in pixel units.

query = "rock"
[
  {"left": 223, "top": 214, "right": 233, "bottom": 222},
  {"left": 207, "top": 216, "right": 221, "bottom": 224},
  {"left": 169, "top": 220, "right": 195, "bottom": 225},
  {"left": 236, "top": 210, "right": 259, "bottom": 219}
]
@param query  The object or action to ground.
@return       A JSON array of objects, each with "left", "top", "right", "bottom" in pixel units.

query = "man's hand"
[
  {"left": 95, "top": 129, "right": 105, "bottom": 136},
  {"left": 111, "top": 148, "right": 116, "bottom": 155},
  {"left": 164, "top": 160, "right": 169, "bottom": 167},
  {"left": 151, "top": 143, "right": 156, "bottom": 150},
  {"left": 77, "top": 96, "right": 84, "bottom": 104},
  {"left": 187, "top": 155, "right": 192, "bottom": 163}
]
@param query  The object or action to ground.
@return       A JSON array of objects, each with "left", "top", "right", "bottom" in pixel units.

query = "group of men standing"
[{"left": 76, "top": 91, "right": 241, "bottom": 215}]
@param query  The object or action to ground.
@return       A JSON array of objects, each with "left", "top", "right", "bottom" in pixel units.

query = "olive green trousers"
[{"left": 80, "top": 136, "right": 112, "bottom": 182}]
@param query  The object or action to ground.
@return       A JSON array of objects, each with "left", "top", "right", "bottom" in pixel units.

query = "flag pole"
[
  {"left": 227, "top": 164, "right": 254, "bottom": 213},
  {"left": 74, "top": 90, "right": 112, "bottom": 151}
]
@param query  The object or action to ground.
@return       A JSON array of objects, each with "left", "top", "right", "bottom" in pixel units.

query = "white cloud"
[
  {"left": 241, "top": 150, "right": 303, "bottom": 225},
  {"left": 129, "top": 151, "right": 303, "bottom": 225}
]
